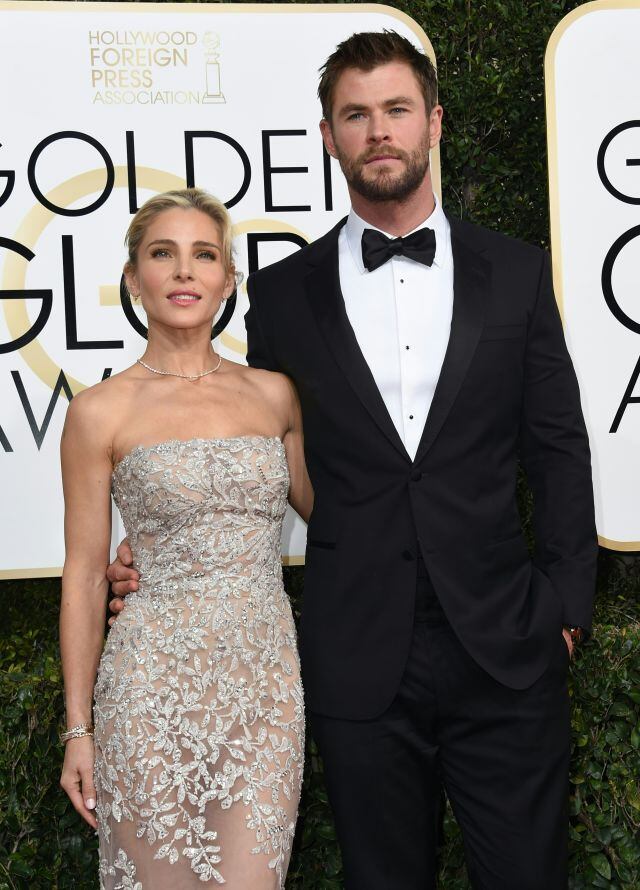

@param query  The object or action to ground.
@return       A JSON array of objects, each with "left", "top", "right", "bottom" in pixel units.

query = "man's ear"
[
  {"left": 428, "top": 105, "right": 443, "bottom": 150},
  {"left": 320, "top": 118, "right": 338, "bottom": 159}
]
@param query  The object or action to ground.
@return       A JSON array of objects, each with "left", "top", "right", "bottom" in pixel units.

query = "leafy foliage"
[
  {"left": 2, "top": 1, "right": 639, "bottom": 888},
  {"left": 0, "top": 580, "right": 98, "bottom": 890},
  {"left": 1, "top": 565, "right": 639, "bottom": 888}
]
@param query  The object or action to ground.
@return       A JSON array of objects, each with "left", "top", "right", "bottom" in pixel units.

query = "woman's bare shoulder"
[
  {"left": 233, "top": 363, "right": 294, "bottom": 401},
  {"left": 63, "top": 366, "right": 138, "bottom": 434}
]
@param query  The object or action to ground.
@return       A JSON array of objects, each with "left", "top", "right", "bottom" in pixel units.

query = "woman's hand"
[{"left": 60, "top": 736, "right": 98, "bottom": 829}]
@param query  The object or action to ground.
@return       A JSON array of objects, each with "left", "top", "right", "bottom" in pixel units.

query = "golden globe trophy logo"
[
  {"left": 0, "top": 1, "right": 437, "bottom": 578},
  {"left": 203, "top": 33, "right": 226, "bottom": 104}
]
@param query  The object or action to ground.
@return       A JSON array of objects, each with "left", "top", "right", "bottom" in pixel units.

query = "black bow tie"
[{"left": 361, "top": 227, "right": 436, "bottom": 273}]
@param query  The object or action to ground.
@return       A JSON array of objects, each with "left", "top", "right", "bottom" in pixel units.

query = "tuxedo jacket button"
[
  {"left": 402, "top": 550, "right": 414, "bottom": 561},
  {"left": 410, "top": 470, "right": 422, "bottom": 482}
]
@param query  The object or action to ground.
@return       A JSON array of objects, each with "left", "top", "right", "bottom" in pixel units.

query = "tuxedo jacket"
[{"left": 245, "top": 215, "right": 598, "bottom": 720}]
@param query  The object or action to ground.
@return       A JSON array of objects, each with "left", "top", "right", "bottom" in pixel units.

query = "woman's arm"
[
  {"left": 282, "top": 376, "right": 314, "bottom": 524},
  {"left": 59, "top": 391, "right": 114, "bottom": 828}
]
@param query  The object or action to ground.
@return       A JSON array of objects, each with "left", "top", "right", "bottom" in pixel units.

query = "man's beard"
[{"left": 335, "top": 134, "right": 431, "bottom": 203}]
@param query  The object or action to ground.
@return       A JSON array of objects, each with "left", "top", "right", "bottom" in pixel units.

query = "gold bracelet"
[{"left": 60, "top": 722, "right": 94, "bottom": 744}]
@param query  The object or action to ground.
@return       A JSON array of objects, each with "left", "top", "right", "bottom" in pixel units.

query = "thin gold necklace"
[{"left": 137, "top": 354, "right": 222, "bottom": 380}]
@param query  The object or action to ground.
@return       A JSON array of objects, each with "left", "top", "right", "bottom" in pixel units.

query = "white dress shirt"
[{"left": 338, "top": 199, "right": 454, "bottom": 460}]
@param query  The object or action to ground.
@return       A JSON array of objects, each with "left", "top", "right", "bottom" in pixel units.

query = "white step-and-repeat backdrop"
[
  {"left": 546, "top": 0, "right": 640, "bottom": 551},
  {"left": 5, "top": 0, "right": 638, "bottom": 579},
  {"left": 0, "top": 2, "right": 438, "bottom": 578}
]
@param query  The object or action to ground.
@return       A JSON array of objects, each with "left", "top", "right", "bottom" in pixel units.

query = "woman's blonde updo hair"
[{"left": 124, "top": 187, "right": 238, "bottom": 282}]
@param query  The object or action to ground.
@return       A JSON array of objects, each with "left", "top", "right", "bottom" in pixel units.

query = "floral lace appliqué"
[{"left": 94, "top": 438, "right": 304, "bottom": 889}]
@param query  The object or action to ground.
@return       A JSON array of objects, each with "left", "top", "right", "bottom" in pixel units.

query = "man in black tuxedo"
[{"left": 109, "top": 31, "right": 597, "bottom": 889}]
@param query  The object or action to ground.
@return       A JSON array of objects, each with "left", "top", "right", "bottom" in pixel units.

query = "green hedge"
[
  {"left": 2, "top": 0, "right": 640, "bottom": 887},
  {"left": 1, "top": 568, "right": 639, "bottom": 889}
]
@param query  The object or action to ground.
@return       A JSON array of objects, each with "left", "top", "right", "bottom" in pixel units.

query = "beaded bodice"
[{"left": 111, "top": 436, "right": 289, "bottom": 600}]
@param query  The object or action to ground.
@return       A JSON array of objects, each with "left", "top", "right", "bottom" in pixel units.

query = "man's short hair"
[{"left": 318, "top": 30, "right": 438, "bottom": 122}]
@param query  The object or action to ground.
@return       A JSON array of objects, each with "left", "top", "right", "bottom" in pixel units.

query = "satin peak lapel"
[
  {"left": 304, "top": 245, "right": 409, "bottom": 461},
  {"left": 413, "top": 230, "right": 489, "bottom": 465}
]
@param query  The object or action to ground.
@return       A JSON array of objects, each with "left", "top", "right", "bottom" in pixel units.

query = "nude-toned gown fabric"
[{"left": 93, "top": 437, "right": 304, "bottom": 889}]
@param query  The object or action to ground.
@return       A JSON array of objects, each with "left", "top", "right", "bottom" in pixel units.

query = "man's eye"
[
  {"left": 346, "top": 112, "right": 364, "bottom": 121},
  {"left": 389, "top": 107, "right": 408, "bottom": 115}
]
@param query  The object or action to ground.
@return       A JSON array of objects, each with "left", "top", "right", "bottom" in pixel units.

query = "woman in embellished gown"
[{"left": 59, "top": 189, "right": 311, "bottom": 889}]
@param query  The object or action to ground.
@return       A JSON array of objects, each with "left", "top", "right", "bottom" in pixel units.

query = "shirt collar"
[{"left": 345, "top": 196, "right": 449, "bottom": 275}]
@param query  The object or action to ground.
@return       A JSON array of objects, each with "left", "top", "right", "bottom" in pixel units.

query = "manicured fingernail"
[{"left": 86, "top": 798, "right": 96, "bottom": 810}]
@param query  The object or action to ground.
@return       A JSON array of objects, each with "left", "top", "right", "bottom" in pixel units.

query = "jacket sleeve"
[
  {"left": 520, "top": 251, "right": 598, "bottom": 631},
  {"left": 245, "top": 273, "right": 280, "bottom": 372}
]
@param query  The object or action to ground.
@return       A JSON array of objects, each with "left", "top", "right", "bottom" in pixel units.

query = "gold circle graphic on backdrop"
[
  {"left": 2, "top": 175, "right": 311, "bottom": 389},
  {"left": 2, "top": 166, "right": 186, "bottom": 394}
]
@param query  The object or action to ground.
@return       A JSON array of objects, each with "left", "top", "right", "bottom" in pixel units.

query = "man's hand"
[
  {"left": 106, "top": 538, "right": 139, "bottom": 627},
  {"left": 562, "top": 628, "right": 574, "bottom": 660}
]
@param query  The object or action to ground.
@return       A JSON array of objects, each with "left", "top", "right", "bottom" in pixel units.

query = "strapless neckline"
[{"left": 113, "top": 435, "right": 284, "bottom": 474}]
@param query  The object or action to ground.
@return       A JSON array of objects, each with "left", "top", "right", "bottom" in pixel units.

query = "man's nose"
[{"left": 367, "top": 112, "right": 391, "bottom": 143}]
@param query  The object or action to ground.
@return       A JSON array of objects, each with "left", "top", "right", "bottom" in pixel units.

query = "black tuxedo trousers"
[
  {"left": 311, "top": 561, "right": 571, "bottom": 889},
  {"left": 246, "top": 215, "right": 596, "bottom": 886}
]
